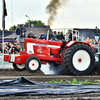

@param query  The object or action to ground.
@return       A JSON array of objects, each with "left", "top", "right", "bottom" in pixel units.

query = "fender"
[{"left": 65, "top": 41, "right": 94, "bottom": 51}]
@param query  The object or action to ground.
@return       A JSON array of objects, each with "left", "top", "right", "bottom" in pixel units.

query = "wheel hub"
[
  {"left": 78, "top": 58, "right": 82, "bottom": 63},
  {"left": 32, "top": 63, "right": 34, "bottom": 66},
  {"left": 73, "top": 50, "right": 91, "bottom": 71},
  {"left": 29, "top": 59, "right": 39, "bottom": 70}
]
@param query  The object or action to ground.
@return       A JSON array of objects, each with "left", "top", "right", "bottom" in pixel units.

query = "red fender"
[{"left": 65, "top": 41, "right": 94, "bottom": 51}]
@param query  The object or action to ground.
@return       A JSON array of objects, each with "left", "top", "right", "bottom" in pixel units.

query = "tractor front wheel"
[
  {"left": 25, "top": 56, "right": 41, "bottom": 73},
  {"left": 63, "top": 43, "right": 95, "bottom": 75},
  {"left": 13, "top": 63, "right": 26, "bottom": 71}
]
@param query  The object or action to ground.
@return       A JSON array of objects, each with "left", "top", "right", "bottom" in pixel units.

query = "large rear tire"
[
  {"left": 13, "top": 63, "right": 26, "bottom": 71},
  {"left": 63, "top": 43, "right": 95, "bottom": 75},
  {"left": 25, "top": 56, "right": 41, "bottom": 73}
]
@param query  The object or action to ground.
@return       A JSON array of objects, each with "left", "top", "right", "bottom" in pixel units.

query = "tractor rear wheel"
[
  {"left": 25, "top": 56, "right": 41, "bottom": 73},
  {"left": 13, "top": 63, "right": 26, "bottom": 71},
  {"left": 63, "top": 43, "right": 95, "bottom": 75}
]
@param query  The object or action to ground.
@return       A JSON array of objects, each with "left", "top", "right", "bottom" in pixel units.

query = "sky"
[{"left": 0, "top": 0, "right": 100, "bottom": 30}]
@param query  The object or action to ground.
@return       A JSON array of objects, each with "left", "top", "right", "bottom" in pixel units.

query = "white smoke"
[
  {"left": 41, "top": 63, "right": 55, "bottom": 75},
  {"left": 41, "top": 63, "right": 67, "bottom": 75}
]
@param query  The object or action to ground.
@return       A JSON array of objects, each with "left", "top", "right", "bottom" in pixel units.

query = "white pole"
[
  {"left": 28, "top": 16, "right": 30, "bottom": 28},
  {"left": 2, "top": 27, "right": 4, "bottom": 65},
  {"left": 2, "top": 28, "right": 4, "bottom": 54},
  {"left": 2, "top": 0, "right": 4, "bottom": 54},
  {"left": 11, "top": 0, "right": 14, "bottom": 42},
  {"left": 25, "top": 15, "right": 30, "bottom": 28}
]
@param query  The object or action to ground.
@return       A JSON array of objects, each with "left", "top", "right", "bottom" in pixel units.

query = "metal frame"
[{"left": 52, "top": 28, "right": 80, "bottom": 41}]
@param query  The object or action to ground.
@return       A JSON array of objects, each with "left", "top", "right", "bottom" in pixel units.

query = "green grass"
[{"left": 48, "top": 79, "right": 100, "bottom": 85}]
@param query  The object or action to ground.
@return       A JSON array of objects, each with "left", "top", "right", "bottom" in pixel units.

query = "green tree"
[
  {"left": 9, "top": 25, "right": 17, "bottom": 32},
  {"left": 25, "top": 20, "right": 45, "bottom": 25}
]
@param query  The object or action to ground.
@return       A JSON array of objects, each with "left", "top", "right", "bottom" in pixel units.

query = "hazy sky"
[{"left": 0, "top": 0, "right": 100, "bottom": 30}]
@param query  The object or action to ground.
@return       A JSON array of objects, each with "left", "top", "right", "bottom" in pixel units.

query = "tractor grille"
[{"left": 20, "top": 43, "right": 25, "bottom": 51}]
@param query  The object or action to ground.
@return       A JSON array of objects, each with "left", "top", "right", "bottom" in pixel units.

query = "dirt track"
[
  {"left": 1, "top": 69, "right": 100, "bottom": 82},
  {"left": 1, "top": 65, "right": 100, "bottom": 100},
  {"left": 0, "top": 65, "right": 100, "bottom": 82}
]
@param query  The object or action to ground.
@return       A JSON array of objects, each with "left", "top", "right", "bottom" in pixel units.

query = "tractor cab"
[{"left": 65, "top": 29, "right": 80, "bottom": 42}]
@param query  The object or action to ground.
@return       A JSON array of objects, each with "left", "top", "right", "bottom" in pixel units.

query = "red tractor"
[{"left": 3, "top": 31, "right": 95, "bottom": 75}]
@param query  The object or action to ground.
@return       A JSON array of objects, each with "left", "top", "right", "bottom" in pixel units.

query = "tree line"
[{"left": 0, "top": 20, "right": 45, "bottom": 32}]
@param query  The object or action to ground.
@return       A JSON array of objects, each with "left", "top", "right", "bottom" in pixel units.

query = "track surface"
[
  {"left": 1, "top": 75, "right": 100, "bottom": 82},
  {"left": 1, "top": 67, "right": 100, "bottom": 100},
  {"left": 0, "top": 65, "right": 100, "bottom": 82}
]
